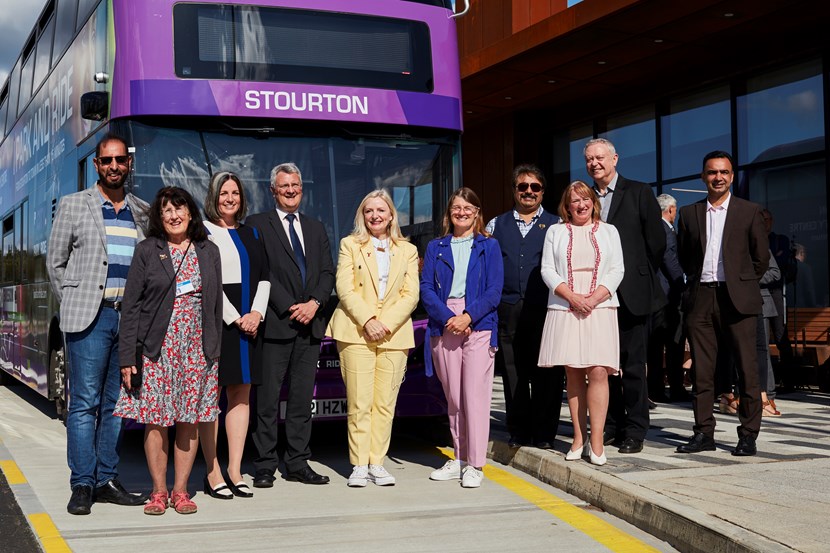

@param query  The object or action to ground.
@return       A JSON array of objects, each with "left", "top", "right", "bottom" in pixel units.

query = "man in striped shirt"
[{"left": 47, "top": 134, "right": 149, "bottom": 515}]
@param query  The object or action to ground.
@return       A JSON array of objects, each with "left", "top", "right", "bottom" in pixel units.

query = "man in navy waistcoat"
[{"left": 486, "top": 164, "right": 562, "bottom": 449}]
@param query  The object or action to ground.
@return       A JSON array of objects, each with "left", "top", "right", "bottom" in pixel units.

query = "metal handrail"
[{"left": 451, "top": 0, "right": 470, "bottom": 18}]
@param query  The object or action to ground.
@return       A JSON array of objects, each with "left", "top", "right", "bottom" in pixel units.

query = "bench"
[{"left": 769, "top": 307, "right": 830, "bottom": 391}]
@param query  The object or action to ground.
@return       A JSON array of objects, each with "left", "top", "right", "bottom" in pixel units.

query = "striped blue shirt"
[{"left": 100, "top": 193, "right": 138, "bottom": 302}]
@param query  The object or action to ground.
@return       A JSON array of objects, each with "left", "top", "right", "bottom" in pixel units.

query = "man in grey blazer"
[
  {"left": 47, "top": 134, "right": 149, "bottom": 515},
  {"left": 676, "top": 151, "right": 769, "bottom": 456},
  {"left": 248, "top": 163, "right": 335, "bottom": 486}
]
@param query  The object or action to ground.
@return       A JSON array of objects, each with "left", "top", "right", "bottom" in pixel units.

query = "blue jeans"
[{"left": 65, "top": 307, "right": 123, "bottom": 489}]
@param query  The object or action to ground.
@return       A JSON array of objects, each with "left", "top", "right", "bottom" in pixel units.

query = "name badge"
[{"left": 176, "top": 279, "right": 195, "bottom": 297}]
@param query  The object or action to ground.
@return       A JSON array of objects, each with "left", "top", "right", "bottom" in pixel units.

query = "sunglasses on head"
[
  {"left": 97, "top": 155, "right": 130, "bottom": 165},
  {"left": 515, "top": 182, "right": 543, "bottom": 193}
]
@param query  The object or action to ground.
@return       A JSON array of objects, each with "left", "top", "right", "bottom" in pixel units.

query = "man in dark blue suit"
[
  {"left": 585, "top": 138, "right": 666, "bottom": 454},
  {"left": 647, "top": 194, "right": 688, "bottom": 403}
]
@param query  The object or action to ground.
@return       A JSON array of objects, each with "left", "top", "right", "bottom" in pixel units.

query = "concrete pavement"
[{"left": 488, "top": 381, "right": 830, "bottom": 553}]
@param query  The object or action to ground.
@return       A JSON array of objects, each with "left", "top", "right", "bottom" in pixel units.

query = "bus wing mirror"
[{"left": 81, "top": 91, "right": 109, "bottom": 121}]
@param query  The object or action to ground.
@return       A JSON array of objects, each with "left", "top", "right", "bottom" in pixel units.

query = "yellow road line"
[
  {"left": 0, "top": 460, "right": 26, "bottom": 485},
  {"left": 441, "top": 448, "right": 659, "bottom": 553},
  {"left": 29, "top": 513, "right": 72, "bottom": 553}
]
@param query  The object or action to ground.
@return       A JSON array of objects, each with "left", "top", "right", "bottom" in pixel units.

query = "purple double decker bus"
[{"left": 0, "top": 0, "right": 462, "bottom": 420}]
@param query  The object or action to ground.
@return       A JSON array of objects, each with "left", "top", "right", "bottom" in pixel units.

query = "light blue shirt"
[
  {"left": 594, "top": 172, "right": 619, "bottom": 222},
  {"left": 449, "top": 235, "right": 475, "bottom": 298}
]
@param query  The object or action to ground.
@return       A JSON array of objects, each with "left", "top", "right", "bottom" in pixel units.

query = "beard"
[{"left": 99, "top": 174, "right": 127, "bottom": 190}]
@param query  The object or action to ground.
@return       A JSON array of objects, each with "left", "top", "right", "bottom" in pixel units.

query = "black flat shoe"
[
  {"left": 618, "top": 437, "right": 643, "bottom": 454},
  {"left": 67, "top": 485, "right": 93, "bottom": 515},
  {"left": 94, "top": 479, "right": 147, "bottom": 506},
  {"left": 253, "top": 469, "right": 276, "bottom": 488},
  {"left": 676, "top": 433, "right": 716, "bottom": 454},
  {"left": 203, "top": 476, "right": 233, "bottom": 499},
  {"left": 732, "top": 435, "right": 757, "bottom": 457},
  {"left": 227, "top": 480, "right": 254, "bottom": 498},
  {"left": 285, "top": 466, "right": 330, "bottom": 485}
]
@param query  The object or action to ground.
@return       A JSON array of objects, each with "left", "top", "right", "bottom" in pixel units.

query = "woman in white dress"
[{"left": 538, "top": 181, "right": 624, "bottom": 466}]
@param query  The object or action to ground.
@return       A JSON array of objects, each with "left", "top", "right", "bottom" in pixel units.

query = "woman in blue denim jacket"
[{"left": 420, "top": 187, "right": 503, "bottom": 488}]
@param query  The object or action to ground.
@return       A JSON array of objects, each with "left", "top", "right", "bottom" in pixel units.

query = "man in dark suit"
[
  {"left": 248, "top": 162, "right": 335, "bottom": 485},
  {"left": 585, "top": 138, "right": 666, "bottom": 454},
  {"left": 647, "top": 194, "right": 688, "bottom": 403},
  {"left": 486, "top": 164, "right": 562, "bottom": 449},
  {"left": 676, "top": 151, "right": 769, "bottom": 456}
]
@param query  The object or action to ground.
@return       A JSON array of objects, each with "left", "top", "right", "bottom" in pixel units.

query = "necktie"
[{"left": 285, "top": 213, "right": 307, "bottom": 284}]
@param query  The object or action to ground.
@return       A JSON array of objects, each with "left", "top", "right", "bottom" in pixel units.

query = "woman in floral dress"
[{"left": 115, "top": 187, "right": 223, "bottom": 515}]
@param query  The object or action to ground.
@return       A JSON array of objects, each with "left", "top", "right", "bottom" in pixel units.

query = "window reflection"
[
  {"left": 553, "top": 123, "right": 591, "bottom": 187},
  {"left": 737, "top": 60, "right": 825, "bottom": 164},
  {"left": 663, "top": 178, "right": 708, "bottom": 210},
  {"left": 661, "top": 87, "right": 730, "bottom": 180},
  {"left": 602, "top": 107, "right": 656, "bottom": 183}
]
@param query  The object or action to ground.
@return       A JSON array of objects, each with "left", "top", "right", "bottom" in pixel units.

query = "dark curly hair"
[{"left": 147, "top": 187, "right": 208, "bottom": 242}]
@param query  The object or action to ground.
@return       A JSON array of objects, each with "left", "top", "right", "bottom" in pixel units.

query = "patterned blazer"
[{"left": 47, "top": 187, "right": 149, "bottom": 333}]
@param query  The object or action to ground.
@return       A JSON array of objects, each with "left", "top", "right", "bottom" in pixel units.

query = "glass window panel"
[
  {"left": 664, "top": 178, "right": 708, "bottom": 210},
  {"left": 602, "top": 107, "right": 656, "bottom": 183},
  {"left": 32, "top": 17, "right": 55, "bottom": 92},
  {"left": 53, "top": 0, "right": 78, "bottom": 62},
  {"left": 6, "top": 61, "right": 21, "bottom": 123},
  {"left": 553, "top": 123, "right": 592, "bottom": 187},
  {"left": 19, "top": 50, "right": 35, "bottom": 113},
  {"left": 746, "top": 159, "right": 826, "bottom": 307},
  {"left": 77, "top": 0, "right": 99, "bottom": 31},
  {"left": 661, "top": 87, "right": 731, "bottom": 180},
  {"left": 0, "top": 95, "right": 8, "bottom": 137},
  {"left": 737, "top": 60, "right": 825, "bottom": 164}
]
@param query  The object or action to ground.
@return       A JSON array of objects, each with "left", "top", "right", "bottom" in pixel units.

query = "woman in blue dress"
[{"left": 200, "top": 171, "right": 271, "bottom": 499}]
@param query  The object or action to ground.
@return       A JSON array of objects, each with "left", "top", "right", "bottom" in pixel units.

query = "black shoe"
[
  {"left": 227, "top": 479, "right": 254, "bottom": 498},
  {"left": 508, "top": 435, "right": 529, "bottom": 448},
  {"left": 618, "top": 437, "right": 643, "bottom": 454},
  {"left": 676, "top": 433, "right": 716, "bottom": 454},
  {"left": 253, "top": 469, "right": 276, "bottom": 488},
  {"left": 732, "top": 435, "right": 757, "bottom": 457},
  {"left": 285, "top": 466, "right": 330, "bottom": 485},
  {"left": 93, "top": 479, "right": 147, "bottom": 506},
  {"left": 67, "top": 485, "right": 93, "bottom": 515},
  {"left": 647, "top": 399, "right": 657, "bottom": 410},
  {"left": 534, "top": 441, "right": 554, "bottom": 450},
  {"left": 603, "top": 432, "right": 623, "bottom": 447},
  {"left": 203, "top": 476, "right": 234, "bottom": 499}
]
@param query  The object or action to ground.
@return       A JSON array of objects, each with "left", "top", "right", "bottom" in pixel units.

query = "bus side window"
[
  {"left": 2, "top": 215, "right": 16, "bottom": 285},
  {"left": 20, "top": 203, "right": 28, "bottom": 284},
  {"left": 77, "top": 0, "right": 98, "bottom": 32},
  {"left": 82, "top": 152, "right": 97, "bottom": 192},
  {"left": 0, "top": 86, "right": 8, "bottom": 138},
  {"left": 53, "top": 0, "right": 78, "bottom": 64}
]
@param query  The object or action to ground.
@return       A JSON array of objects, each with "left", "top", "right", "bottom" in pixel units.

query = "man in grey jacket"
[{"left": 47, "top": 134, "right": 149, "bottom": 515}]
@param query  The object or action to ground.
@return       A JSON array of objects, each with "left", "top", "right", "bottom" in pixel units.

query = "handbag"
[{"left": 128, "top": 240, "right": 192, "bottom": 390}]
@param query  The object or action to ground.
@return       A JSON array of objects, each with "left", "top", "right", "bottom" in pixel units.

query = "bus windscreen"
[{"left": 173, "top": 3, "right": 434, "bottom": 93}]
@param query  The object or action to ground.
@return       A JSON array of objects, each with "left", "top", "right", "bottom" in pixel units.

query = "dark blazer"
[
  {"left": 247, "top": 210, "right": 335, "bottom": 340},
  {"left": 658, "top": 219, "right": 685, "bottom": 305},
  {"left": 677, "top": 195, "right": 770, "bottom": 315},
  {"left": 119, "top": 237, "right": 223, "bottom": 367},
  {"left": 605, "top": 175, "right": 667, "bottom": 316}
]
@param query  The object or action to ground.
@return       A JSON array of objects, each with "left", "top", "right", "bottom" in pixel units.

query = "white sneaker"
[
  {"left": 461, "top": 466, "right": 483, "bottom": 488},
  {"left": 430, "top": 459, "right": 461, "bottom": 481},
  {"left": 347, "top": 465, "right": 368, "bottom": 487},
  {"left": 368, "top": 464, "right": 395, "bottom": 486}
]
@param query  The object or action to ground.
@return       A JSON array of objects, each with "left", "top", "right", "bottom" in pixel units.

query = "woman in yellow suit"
[{"left": 327, "top": 189, "right": 420, "bottom": 488}]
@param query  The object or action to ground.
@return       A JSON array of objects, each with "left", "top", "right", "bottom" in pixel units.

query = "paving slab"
[{"left": 488, "top": 381, "right": 830, "bottom": 553}]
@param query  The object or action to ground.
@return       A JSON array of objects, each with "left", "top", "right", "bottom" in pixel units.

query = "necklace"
[
  {"left": 372, "top": 236, "right": 389, "bottom": 252},
  {"left": 565, "top": 222, "right": 601, "bottom": 308}
]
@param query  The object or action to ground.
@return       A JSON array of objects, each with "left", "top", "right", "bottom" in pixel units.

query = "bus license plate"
[{"left": 279, "top": 398, "right": 348, "bottom": 419}]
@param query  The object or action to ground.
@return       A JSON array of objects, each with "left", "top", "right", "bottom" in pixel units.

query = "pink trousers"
[{"left": 430, "top": 298, "right": 495, "bottom": 468}]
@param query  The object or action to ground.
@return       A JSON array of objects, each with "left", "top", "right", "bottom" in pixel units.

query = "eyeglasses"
[
  {"left": 515, "top": 182, "right": 543, "bottom": 193},
  {"left": 450, "top": 205, "right": 479, "bottom": 215},
  {"left": 96, "top": 155, "right": 130, "bottom": 165},
  {"left": 161, "top": 206, "right": 189, "bottom": 219}
]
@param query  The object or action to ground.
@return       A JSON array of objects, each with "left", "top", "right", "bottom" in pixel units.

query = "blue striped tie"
[{"left": 285, "top": 213, "right": 307, "bottom": 284}]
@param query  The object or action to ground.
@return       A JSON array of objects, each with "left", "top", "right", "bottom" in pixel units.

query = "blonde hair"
[
  {"left": 351, "top": 189, "right": 408, "bottom": 245},
  {"left": 558, "top": 180, "right": 601, "bottom": 223}
]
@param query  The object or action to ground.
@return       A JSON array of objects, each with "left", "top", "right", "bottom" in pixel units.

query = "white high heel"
[
  {"left": 565, "top": 443, "right": 592, "bottom": 461},
  {"left": 590, "top": 446, "right": 607, "bottom": 466}
]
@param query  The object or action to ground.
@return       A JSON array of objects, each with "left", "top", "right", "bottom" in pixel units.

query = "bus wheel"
[{"left": 50, "top": 347, "right": 68, "bottom": 423}]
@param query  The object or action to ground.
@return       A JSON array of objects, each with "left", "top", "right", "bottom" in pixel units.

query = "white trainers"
[
  {"left": 347, "top": 465, "right": 368, "bottom": 487},
  {"left": 368, "top": 464, "right": 396, "bottom": 486},
  {"left": 430, "top": 459, "right": 461, "bottom": 481},
  {"left": 461, "top": 466, "right": 483, "bottom": 488}
]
